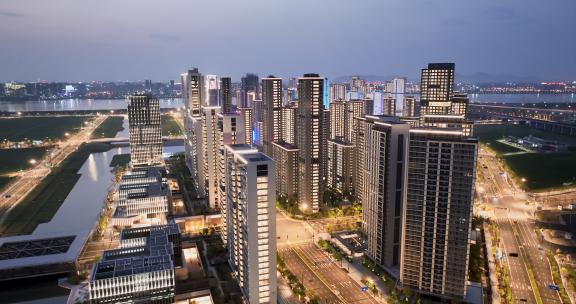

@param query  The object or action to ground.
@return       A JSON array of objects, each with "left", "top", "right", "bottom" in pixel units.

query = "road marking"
[{"left": 290, "top": 245, "right": 348, "bottom": 304}]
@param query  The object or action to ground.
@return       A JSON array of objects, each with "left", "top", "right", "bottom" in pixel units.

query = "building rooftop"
[{"left": 91, "top": 223, "right": 179, "bottom": 281}]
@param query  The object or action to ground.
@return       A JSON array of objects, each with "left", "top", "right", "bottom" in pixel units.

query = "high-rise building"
[
  {"left": 371, "top": 92, "right": 385, "bottom": 115},
  {"left": 184, "top": 115, "right": 205, "bottom": 198},
  {"left": 182, "top": 68, "right": 206, "bottom": 197},
  {"left": 330, "top": 83, "right": 346, "bottom": 101},
  {"left": 201, "top": 106, "right": 221, "bottom": 209},
  {"left": 127, "top": 94, "right": 163, "bottom": 166},
  {"left": 205, "top": 75, "right": 220, "bottom": 107},
  {"left": 352, "top": 116, "right": 366, "bottom": 204},
  {"left": 347, "top": 100, "right": 364, "bottom": 143},
  {"left": 225, "top": 144, "right": 277, "bottom": 304},
  {"left": 181, "top": 68, "right": 203, "bottom": 116},
  {"left": 216, "top": 112, "right": 246, "bottom": 245},
  {"left": 451, "top": 93, "right": 469, "bottom": 117},
  {"left": 261, "top": 76, "right": 282, "bottom": 155},
  {"left": 326, "top": 139, "right": 355, "bottom": 195},
  {"left": 241, "top": 73, "right": 259, "bottom": 108},
  {"left": 329, "top": 100, "right": 347, "bottom": 141},
  {"left": 419, "top": 63, "right": 455, "bottom": 118},
  {"left": 401, "top": 128, "right": 477, "bottom": 299},
  {"left": 363, "top": 97, "right": 374, "bottom": 116},
  {"left": 419, "top": 63, "right": 473, "bottom": 136},
  {"left": 361, "top": 115, "right": 409, "bottom": 272},
  {"left": 322, "top": 108, "right": 330, "bottom": 182},
  {"left": 403, "top": 96, "right": 417, "bottom": 117},
  {"left": 392, "top": 77, "right": 406, "bottom": 115},
  {"left": 383, "top": 96, "right": 396, "bottom": 116},
  {"left": 239, "top": 107, "right": 254, "bottom": 145},
  {"left": 297, "top": 73, "right": 326, "bottom": 212},
  {"left": 271, "top": 141, "right": 299, "bottom": 200},
  {"left": 220, "top": 77, "right": 233, "bottom": 113},
  {"left": 281, "top": 106, "right": 297, "bottom": 145}
]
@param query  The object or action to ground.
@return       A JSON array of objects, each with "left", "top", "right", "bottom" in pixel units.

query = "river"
[
  {"left": 0, "top": 98, "right": 183, "bottom": 112},
  {"left": 0, "top": 94, "right": 574, "bottom": 113},
  {"left": 0, "top": 125, "right": 183, "bottom": 302},
  {"left": 469, "top": 93, "right": 575, "bottom": 104}
]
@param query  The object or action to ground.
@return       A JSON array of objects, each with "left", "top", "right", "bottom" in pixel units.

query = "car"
[
  {"left": 509, "top": 253, "right": 519, "bottom": 257},
  {"left": 549, "top": 284, "right": 560, "bottom": 291}
]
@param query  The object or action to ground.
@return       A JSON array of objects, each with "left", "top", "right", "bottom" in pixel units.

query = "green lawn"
[
  {"left": 0, "top": 176, "right": 14, "bottom": 192},
  {"left": 0, "top": 116, "right": 91, "bottom": 141},
  {"left": 475, "top": 124, "right": 576, "bottom": 190},
  {"left": 0, "top": 143, "right": 112, "bottom": 236},
  {"left": 162, "top": 115, "right": 183, "bottom": 136},
  {"left": 0, "top": 147, "right": 49, "bottom": 174},
  {"left": 504, "top": 152, "right": 576, "bottom": 190},
  {"left": 91, "top": 116, "right": 124, "bottom": 139}
]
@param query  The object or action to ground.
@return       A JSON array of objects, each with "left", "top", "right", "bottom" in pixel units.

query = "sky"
[{"left": 0, "top": 0, "right": 575, "bottom": 82}]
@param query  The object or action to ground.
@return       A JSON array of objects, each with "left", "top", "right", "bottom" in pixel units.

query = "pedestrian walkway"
[{"left": 484, "top": 222, "right": 501, "bottom": 304}]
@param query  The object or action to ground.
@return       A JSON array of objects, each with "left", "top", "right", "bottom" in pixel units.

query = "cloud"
[
  {"left": 0, "top": 11, "right": 23, "bottom": 17},
  {"left": 149, "top": 33, "right": 180, "bottom": 42}
]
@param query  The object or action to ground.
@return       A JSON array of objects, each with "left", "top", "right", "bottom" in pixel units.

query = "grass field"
[
  {"left": 91, "top": 116, "right": 124, "bottom": 139},
  {"left": 0, "top": 143, "right": 112, "bottom": 236},
  {"left": 504, "top": 153, "right": 576, "bottom": 190},
  {"left": 0, "top": 147, "right": 49, "bottom": 175},
  {"left": 0, "top": 176, "right": 14, "bottom": 192},
  {"left": 475, "top": 124, "right": 576, "bottom": 191},
  {"left": 0, "top": 116, "right": 91, "bottom": 141},
  {"left": 162, "top": 115, "right": 183, "bottom": 136}
]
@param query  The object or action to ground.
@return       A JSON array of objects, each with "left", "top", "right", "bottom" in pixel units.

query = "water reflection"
[
  {"left": 0, "top": 98, "right": 183, "bottom": 112},
  {"left": 87, "top": 154, "right": 98, "bottom": 182}
]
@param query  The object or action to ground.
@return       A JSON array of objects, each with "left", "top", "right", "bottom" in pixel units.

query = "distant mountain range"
[{"left": 331, "top": 72, "right": 542, "bottom": 84}]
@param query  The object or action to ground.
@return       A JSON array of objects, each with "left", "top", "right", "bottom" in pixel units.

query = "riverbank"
[{"left": 0, "top": 142, "right": 113, "bottom": 236}]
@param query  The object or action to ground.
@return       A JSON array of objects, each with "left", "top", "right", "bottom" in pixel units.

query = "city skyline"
[{"left": 1, "top": 0, "right": 575, "bottom": 82}]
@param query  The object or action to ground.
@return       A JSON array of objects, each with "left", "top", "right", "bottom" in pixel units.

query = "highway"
[
  {"left": 477, "top": 147, "right": 562, "bottom": 304},
  {"left": 0, "top": 115, "right": 107, "bottom": 225}
]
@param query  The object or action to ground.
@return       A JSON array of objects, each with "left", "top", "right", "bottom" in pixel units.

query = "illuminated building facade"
[
  {"left": 239, "top": 107, "right": 254, "bottom": 145},
  {"left": 361, "top": 116, "right": 409, "bottom": 272},
  {"left": 216, "top": 112, "right": 246, "bottom": 244},
  {"left": 127, "top": 94, "right": 163, "bottom": 166},
  {"left": 281, "top": 106, "right": 297, "bottom": 145},
  {"left": 225, "top": 144, "right": 277, "bottom": 304},
  {"left": 89, "top": 224, "right": 181, "bottom": 304},
  {"left": 297, "top": 73, "right": 326, "bottom": 213},
  {"left": 403, "top": 95, "right": 417, "bottom": 117},
  {"left": 326, "top": 139, "right": 355, "bottom": 195},
  {"left": 261, "top": 76, "right": 282, "bottom": 155},
  {"left": 201, "top": 106, "right": 221, "bottom": 209},
  {"left": 271, "top": 141, "right": 299, "bottom": 199},
  {"left": 401, "top": 129, "right": 477, "bottom": 299}
]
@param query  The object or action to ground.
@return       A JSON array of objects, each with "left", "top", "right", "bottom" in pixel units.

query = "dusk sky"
[{"left": 1, "top": 0, "right": 575, "bottom": 82}]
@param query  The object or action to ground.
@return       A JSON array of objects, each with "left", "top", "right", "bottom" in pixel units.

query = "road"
[
  {"left": 477, "top": 147, "right": 562, "bottom": 304},
  {"left": 0, "top": 115, "right": 106, "bottom": 225},
  {"left": 280, "top": 242, "right": 380, "bottom": 304}
]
